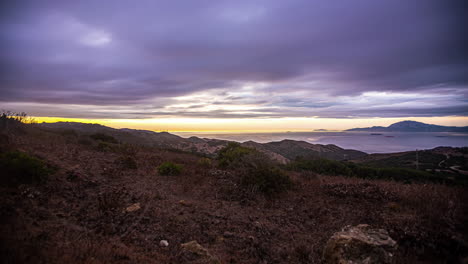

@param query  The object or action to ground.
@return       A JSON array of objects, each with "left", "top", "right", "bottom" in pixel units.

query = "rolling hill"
[{"left": 38, "top": 122, "right": 367, "bottom": 163}]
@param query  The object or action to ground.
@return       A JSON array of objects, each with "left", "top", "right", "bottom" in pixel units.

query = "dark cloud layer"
[{"left": 1, "top": 0, "right": 467, "bottom": 118}]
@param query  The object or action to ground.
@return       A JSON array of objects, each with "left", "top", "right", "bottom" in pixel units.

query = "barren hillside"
[{"left": 1, "top": 121, "right": 467, "bottom": 263}]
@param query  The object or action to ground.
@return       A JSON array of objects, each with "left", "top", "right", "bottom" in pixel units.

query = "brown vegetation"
[{"left": 0, "top": 120, "right": 467, "bottom": 263}]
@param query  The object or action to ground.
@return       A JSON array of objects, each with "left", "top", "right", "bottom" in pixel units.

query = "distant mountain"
[
  {"left": 38, "top": 122, "right": 367, "bottom": 163},
  {"left": 347, "top": 121, "right": 468, "bottom": 132}
]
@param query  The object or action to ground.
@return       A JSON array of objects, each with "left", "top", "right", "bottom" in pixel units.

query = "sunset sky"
[{"left": 1, "top": 1, "right": 467, "bottom": 132}]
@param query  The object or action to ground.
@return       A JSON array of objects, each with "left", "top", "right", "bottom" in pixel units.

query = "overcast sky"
[{"left": 1, "top": 0, "right": 467, "bottom": 126}]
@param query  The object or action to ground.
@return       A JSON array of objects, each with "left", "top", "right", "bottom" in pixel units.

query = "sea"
[{"left": 173, "top": 131, "right": 468, "bottom": 154}]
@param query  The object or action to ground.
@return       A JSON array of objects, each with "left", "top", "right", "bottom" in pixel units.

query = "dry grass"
[{"left": 1, "top": 123, "right": 467, "bottom": 263}]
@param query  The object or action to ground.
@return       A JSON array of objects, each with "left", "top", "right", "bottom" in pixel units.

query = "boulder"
[{"left": 323, "top": 224, "right": 397, "bottom": 264}]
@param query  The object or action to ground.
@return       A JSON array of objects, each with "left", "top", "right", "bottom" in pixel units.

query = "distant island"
[{"left": 347, "top": 120, "right": 468, "bottom": 132}]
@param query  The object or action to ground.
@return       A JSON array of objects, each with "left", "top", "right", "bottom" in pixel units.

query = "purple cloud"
[{"left": 1, "top": 0, "right": 467, "bottom": 118}]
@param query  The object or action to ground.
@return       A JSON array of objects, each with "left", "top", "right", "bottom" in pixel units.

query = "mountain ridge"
[
  {"left": 38, "top": 121, "right": 367, "bottom": 163},
  {"left": 347, "top": 120, "right": 468, "bottom": 132}
]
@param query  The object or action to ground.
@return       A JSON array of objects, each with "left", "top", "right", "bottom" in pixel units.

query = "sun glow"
[{"left": 32, "top": 116, "right": 468, "bottom": 133}]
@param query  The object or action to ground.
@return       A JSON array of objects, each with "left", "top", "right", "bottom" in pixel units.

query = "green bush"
[
  {"left": 157, "top": 162, "right": 183, "bottom": 176},
  {"left": 217, "top": 143, "right": 292, "bottom": 195},
  {"left": 217, "top": 142, "right": 256, "bottom": 168},
  {"left": 89, "top": 133, "right": 118, "bottom": 144},
  {"left": 0, "top": 151, "right": 52, "bottom": 186},
  {"left": 242, "top": 165, "right": 292, "bottom": 195}
]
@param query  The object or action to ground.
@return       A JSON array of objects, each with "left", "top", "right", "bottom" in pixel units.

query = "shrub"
[
  {"left": 116, "top": 143, "right": 139, "bottom": 156},
  {"left": 217, "top": 142, "right": 293, "bottom": 196},
  {"left": 0, "top": 151, "right": 52, "bottom": 186},
  {"left": 218, "top": 143, "right": 292, "bottom": 195},
  {"left": 287, "top": 157, "right": 457, "bottom": 184},
  {"left": 78, "top": 137, "right": 93, "bottom": 146},
  {"left": 241, "top": 165, "right": 292, "bottom": 195},
  {"left": 96, "top": 141, "right": 114, "bottom": 152},
  {"left": 116, "top": 156, "right": 138, "bottom": 170},
  {"left": 217, "top": 142, "right": 255, "bottom": 168},
  {"left": 89, "top": 133, "right": 118, "bottom": 144},
  {"left": 157, "top": 162, "right": 183, "bottom": 176},
  {"left": 58, "top": 129, "right": 78, "bottom": 137},
  {"left": 197, "top": 157, "right": 212, "bottom": 168},
  {"left": 287, "top": 158, "right": 353, "bottom": 176}
]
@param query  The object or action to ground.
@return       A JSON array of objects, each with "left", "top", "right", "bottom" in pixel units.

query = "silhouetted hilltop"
[
  {"left": 347, "top": 120, "right": 468, "bottom": 132},
  {"left": 38, "top": 122, "right": 367, "bottom": 162},
  {"left": 244, "top": 139, "right": 366, "bottom": 161}
]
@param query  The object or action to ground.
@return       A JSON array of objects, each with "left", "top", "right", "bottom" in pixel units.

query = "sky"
[{"left": 1, "top": 0, "right": 468, "bottom": 131}]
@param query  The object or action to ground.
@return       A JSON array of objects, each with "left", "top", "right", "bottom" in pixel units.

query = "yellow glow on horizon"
[{"left": 32, "top": 116, "right": 468, "bottom": 133}]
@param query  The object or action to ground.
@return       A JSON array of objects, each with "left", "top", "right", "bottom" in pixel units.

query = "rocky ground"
[{"left": 1, "top": 124, "right": 467, "bottom": 263}]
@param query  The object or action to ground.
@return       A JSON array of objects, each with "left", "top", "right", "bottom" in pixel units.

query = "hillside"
[
  {"left": 38, "top": 122, "right": 227, "bottom": 155},
  {"left": 353, "top": 147, "right": 468, "bottom": 173},
  {"left": 347, "top": 120, "right": 468, "bottom": 132},
  {"left": 244, "top": 140, "right": 366, "bottom": 161},
  {"left": 38, "top": 122, "right": 367, "bottom": 163},
  {"left": 1, "top": 119, "right": 467, "bottom": 263}
]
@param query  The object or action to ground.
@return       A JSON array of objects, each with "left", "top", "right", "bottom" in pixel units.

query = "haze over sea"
[{"left": 174, "top": 131, "right": 468, "bottom": 154}]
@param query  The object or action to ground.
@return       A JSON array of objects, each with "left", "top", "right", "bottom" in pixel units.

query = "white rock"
[{"left": 159, "top": 240, "right": 169, "bottom": 247}]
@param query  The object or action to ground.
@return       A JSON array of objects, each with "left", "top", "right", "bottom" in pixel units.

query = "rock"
[
  {"left": 223, "top": 231, "right": 234, "bottom": 238},
  {"left": 323, "top": 224, "right": 397, "bottom": 264},
  {"left": 180, "top": 240, "right": 221, "bottom": 264},
  {"left": 159, "top": 240, "right": 169, "bottom": 247},
  {"left": 125, "top": 203, "right": 141, "bottom": 212},
  {"left": 20, "top": 187, "right": 41, "bottom": 199},
  {"left": 179, "top": 200, "right": 192, "bottom": 207}
]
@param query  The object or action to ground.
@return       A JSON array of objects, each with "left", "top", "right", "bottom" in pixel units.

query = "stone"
[
  {"left": 180, "top": 240, "right": 221, "bottom": 264},
  {"left": 125, "top": 203, "right": 141, "bottom": 212},
  {"left": 323, "top": 224, "right": 397, "bottom": 264},
  {"left": 159, "top": 240, "right": 169, "bottom": 247},
  {"left": 223, "top": 231, "right": 234, "bottom": 238},
  {"left": 179, "top": 200, "right": 193, "bottom": 207}
]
